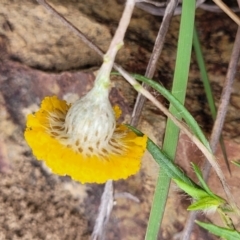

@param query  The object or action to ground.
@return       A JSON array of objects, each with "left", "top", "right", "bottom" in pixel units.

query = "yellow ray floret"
[{"left": 24, "top": 96, "right": 147, "bottom": 184}]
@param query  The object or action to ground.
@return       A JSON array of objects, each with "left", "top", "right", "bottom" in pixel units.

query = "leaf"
[
  {"left": 173, "top": 178, "right": 208, "bottom": 200},
  {"left": 196, "top": 221, "right": 240, "bottom": 240},
  {"left": 192, "top": 163, "right": 223, "bottom": 201},
  {"left": 147, "top": 138, "right": 196, "bottom": 187},
  {"left": 188, "top": 196, "right": 224, "bottom": 211}
]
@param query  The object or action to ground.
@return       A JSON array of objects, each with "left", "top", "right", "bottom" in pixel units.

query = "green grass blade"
[
  {"left": 145, "top": 1, "right": 196, "bottom": 239},
  {"left": 196, "top": 221, "right": 240, "bottom": 240},
  {"left": 193, "top": 25, "right": 230, "bottom": 173},
  {"left": 193, "top": 26, "right": 216, "bottom": 117}
]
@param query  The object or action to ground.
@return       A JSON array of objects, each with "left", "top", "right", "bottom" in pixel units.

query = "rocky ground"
[{"left": 0, "top": 0, "right": 240, "bottom": 239}]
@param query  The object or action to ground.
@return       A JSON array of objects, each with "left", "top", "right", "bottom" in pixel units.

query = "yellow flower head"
[{"left": 24, "top": 84, "right": 147, "bottom": 184}]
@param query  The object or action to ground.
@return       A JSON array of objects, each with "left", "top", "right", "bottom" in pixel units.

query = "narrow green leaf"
[
  {"left": 192, "top": 26, "right": 216, "bottom": 118},
  {"left": 232, "top": 161, "right": 240, "bottom": 168},
  {"left": 192, "top": 164, "right": 226, "bottom": 204},
  {"left": 193, "top": 25, "right": 230, "bottom": 173},
  {"left": 192, "top": 163, "right": 217, "bottom": 198},
  {"left": 127, "top": 124, "right": 144, "bottom": 137},
  {"left": 196, "top": 221, "right": 240, "bottom": 240},
  {"left": 147, "top": 139, "right": 195, "bottom": 186},
  {"left": 188, "top": 196, "right": 224, "bottom": 211},
  {"left": 173, "top": 178, "right": 208, "bottom": 200}
]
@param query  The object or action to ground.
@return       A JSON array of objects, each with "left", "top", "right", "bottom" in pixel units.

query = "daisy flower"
[
  {"left": 25, "top": 0, "right": 146, "bottom": 184},
  {"left": 24, "top": 78, "right": 147, "bottom": 184}
]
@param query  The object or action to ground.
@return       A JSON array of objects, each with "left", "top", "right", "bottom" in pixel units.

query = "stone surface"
[{"left": 0, "top": 0, "right": 129, "bottom": 70}]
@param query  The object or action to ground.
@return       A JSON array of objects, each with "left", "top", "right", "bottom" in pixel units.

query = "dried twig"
[
  {"left": 199, "top": 4, "right": 240, "bottom": 13},
  {"left": 131, "top": 0, "right": 178, "bottom": 127},
  {"left": 136, "top": 0, "right": 166, "bottom": 8},
  {"left": 135, "top": 0, "right": 240, "bottom": 16},
  {"left": 35, "top": 0, "right": 104, "bottom": 58},
  {"left": 91, "top": 181, "right": 114, "bottom": 240},
  {"left": 203, "top": 28, "right": 240, "bottom": 180},
  {"left": 114, "top": 192, "right": 140, "bottom": 203},
  {"left": 212, "top": 0, "right": 240, "bottom": 26},
  {"left": 135, "top": 0, "right": 206, "bottom": 15}
]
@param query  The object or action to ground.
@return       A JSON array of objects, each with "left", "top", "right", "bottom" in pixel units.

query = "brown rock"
[{"left": 0, "top": 0, "right": 112, "bottom": 70}]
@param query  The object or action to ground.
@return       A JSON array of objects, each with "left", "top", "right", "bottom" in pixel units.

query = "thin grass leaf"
[
  {"left": 193, "top": 26, "right": 216, "bottom": 118},
  {"left": 191, "top": 163, "right": 217, "bottom": 198},
  {"left": 193, "top": 25, "right": 230, "bottom": 173},
  {"left": 196, "top": 221, "right": 240, "bottom": 240}
]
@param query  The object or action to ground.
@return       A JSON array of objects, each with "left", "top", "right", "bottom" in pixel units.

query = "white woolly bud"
[
  {"left": 48, "top": 82, "right": 124, "bottom": 158},
  {"left": 64, "top": 85, "right": 116, "bottom": 154}
]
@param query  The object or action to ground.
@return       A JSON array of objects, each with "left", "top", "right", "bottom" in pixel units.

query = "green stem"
[{"left": 145, "top": 1, "right": 196, "bottom": 239}]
